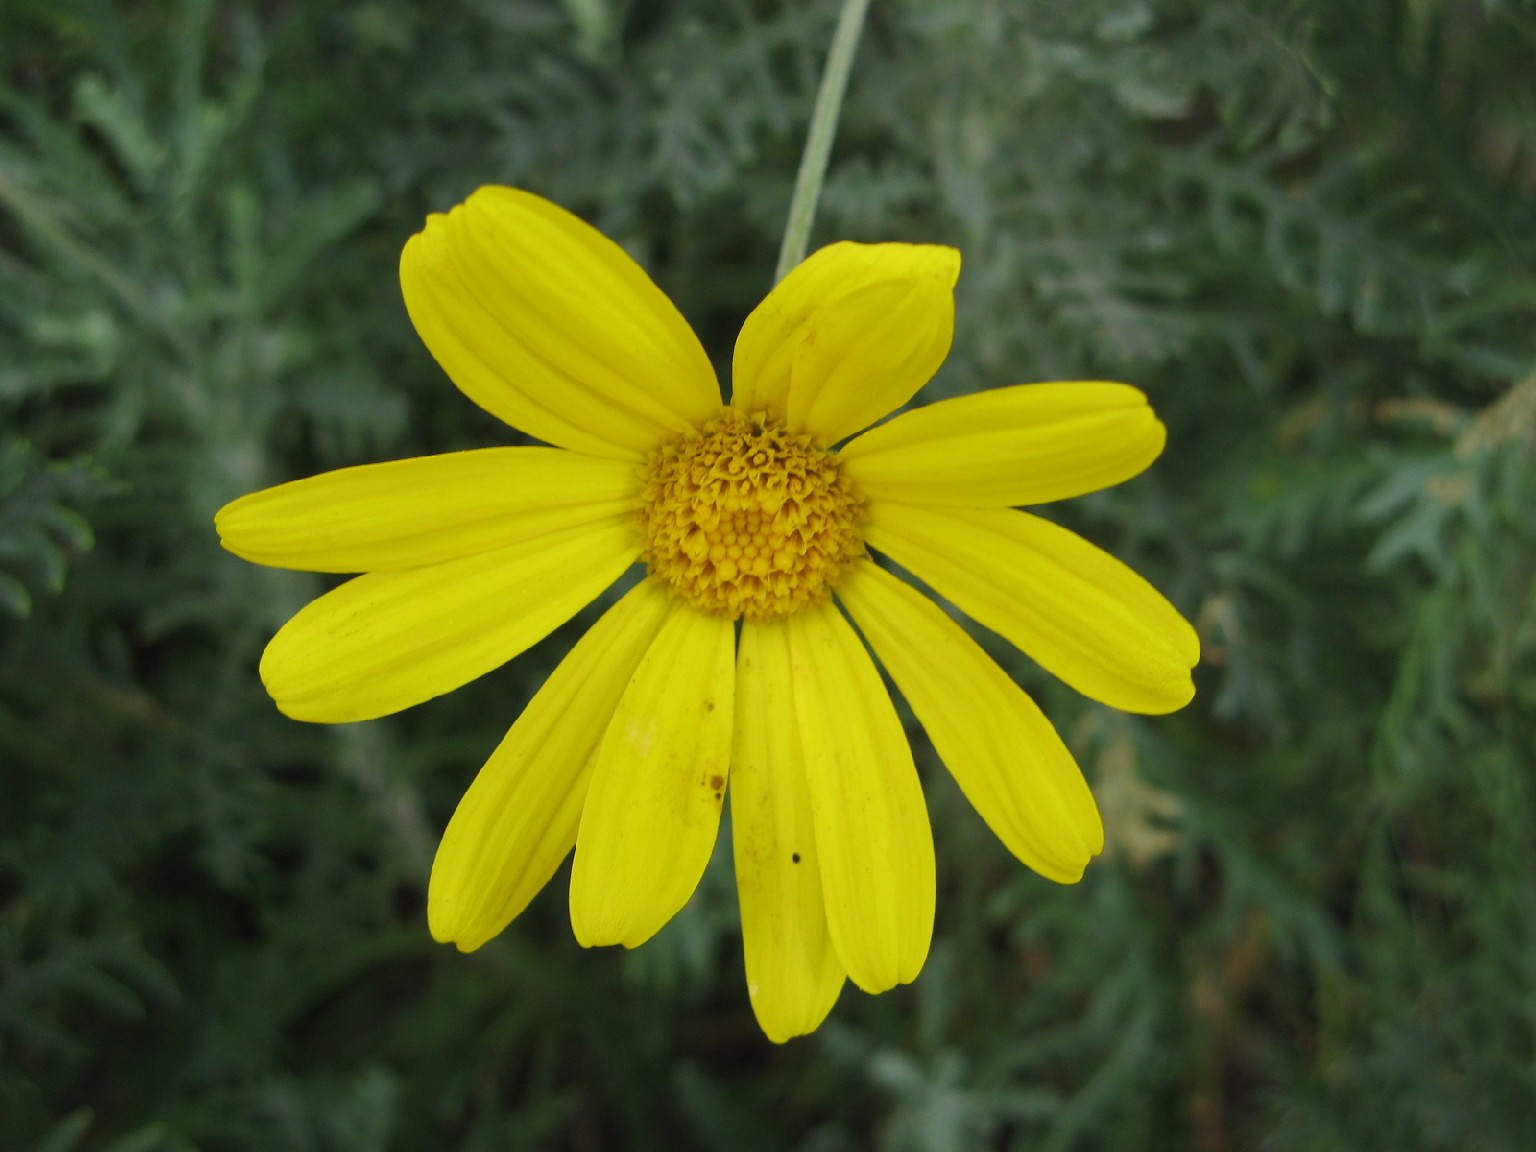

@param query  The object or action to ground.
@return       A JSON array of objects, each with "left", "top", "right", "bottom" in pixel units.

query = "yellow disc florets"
[{"left": 640, "top": 409, "right": 864, "bottom": 620}]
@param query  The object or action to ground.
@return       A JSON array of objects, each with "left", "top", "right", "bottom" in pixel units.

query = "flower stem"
[{"left": 774, "top": 0, "right": 872, "bottom": 283}]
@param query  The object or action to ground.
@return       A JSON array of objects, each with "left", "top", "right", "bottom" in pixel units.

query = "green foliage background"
[{"left": 3, "top": 0, "right": 1535, "bottom": 1147}]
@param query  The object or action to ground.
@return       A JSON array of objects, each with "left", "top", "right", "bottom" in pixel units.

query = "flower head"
[
  {"left": 215, "top": 186, "right": 1198, "bottom": 1042},
  {"left": 640, "top": 408, "right": 865, "bottom": 618}
]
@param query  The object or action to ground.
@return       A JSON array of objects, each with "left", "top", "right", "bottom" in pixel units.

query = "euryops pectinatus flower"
[{"left": 216, "top": 187, "right": 1198, "bottom": 1042}]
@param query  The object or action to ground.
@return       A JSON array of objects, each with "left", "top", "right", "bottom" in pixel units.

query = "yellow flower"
[{"left": 215, "top": 186, "right": 1198, "bottom": 1042}]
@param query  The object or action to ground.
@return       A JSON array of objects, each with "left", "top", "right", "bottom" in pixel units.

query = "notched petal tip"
[
  {"left": 256, "top": 642, "right": 319, "bottom": 723},
  {"left": 1025, "top": 808, "right": 1107, "bottom": 885},
  {"left": 215, "top": 491, "right": 284, "bottom": 562},
  {"left": 755, "top": 986, "right": 843, "bottom": 1045},
  {"left": 1036, "top": 815, "right": 1106, "bottom": 885},
  {"left": 786, "top": 256, "right": 960, "bottom": 444},
  {"left": 805, "top": 239, "right": 960, "bottom": 284},
  {"left": 1111, "top": 389, "right": 1170, "bottom": 483},
  {"left": 427, "top": 880, "right": 499, "bottom": 954},
  {"left": 918, "top": 242, "right": 961, "bottom": 286},
  {"left": 569, "top": 915, "right": 655, "bottom": 951}
]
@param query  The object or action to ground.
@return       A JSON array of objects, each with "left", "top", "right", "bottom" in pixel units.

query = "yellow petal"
[
  {"left": 569, "top": 599, "right": 734, "bottom": 949},
  {"left": 428, "top": 579, "right": 672, "bottom": 951},
  {"left": 216, "top": 448, "right": 640, "bottom": 572},
  {"left": 865, "top": 504, "right": 1198, "bottom": 715},
  {"left": 260, "top": 514, "right": 639, "bottom": 723},
  {"left": 400, "top": 186, "right": 720, "bottom": 458},
  {"left": 731, "top": 242, "right": 959, "bottom": 442},
  {"left": 786, "top": 600, "right": 934, "bottom": 993},
  {"left": 837, "top": 560, "right": 1103, "bottom": 882},
  {"left": 732, "top": 619, "right": 844, "bottom": 1042},
  {"left": 839, "top": 382, "right": 1167, "bottom": 507}
]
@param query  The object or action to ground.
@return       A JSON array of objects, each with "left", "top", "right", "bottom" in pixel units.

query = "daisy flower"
[{"left": 215, "top": 186, "right": 1198, "bottom": 1042}]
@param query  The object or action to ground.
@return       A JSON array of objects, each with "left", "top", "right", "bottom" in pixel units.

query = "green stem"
[{"left": 774, "top": 0, "right": 872, "bottom": 282}]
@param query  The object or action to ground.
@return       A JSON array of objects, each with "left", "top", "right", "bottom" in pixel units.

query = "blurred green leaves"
[{"left": 0, "top": 442, "right": 101, "bottom": 619}]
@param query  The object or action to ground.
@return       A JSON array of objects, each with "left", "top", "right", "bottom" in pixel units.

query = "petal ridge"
[
  {"left": 838, "top": 559, "right": 1103, "bottom": 881},
  {"left": 786, "top": 600, "right": 935, "bottom": 993},
  {"left": 401, "top": 186, "right": 720, "bottom": 456},
  {"left": 570, "top": 599, "right": 735, "bottom": 949},
  {"left": 260, "top": 514, "right": 640, "bottom": 723},
  {"left": 840, "top": 381, "right": 1167, "bottom": 506},
  {"left": 733, "top": 619, "right": 845, "bottom": 1041},
  {"left": 428, "top": 579, "right": 672, "bottom": 951},
  {"left": 864, "top": 503, "right": 1198, "bottom": 715},
  {"left": 732, "top": 242, "right": 959, "bottom": 442},
  {"left": 216, "top": 448, "right": 640, "bottom": 572}
]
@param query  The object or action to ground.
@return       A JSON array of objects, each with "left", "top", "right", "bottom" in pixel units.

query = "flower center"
[{"left": 639, "top": 409, "right": 864, "bottom": 620}]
